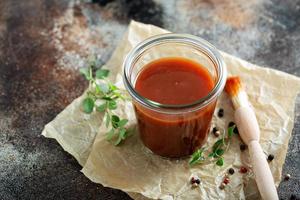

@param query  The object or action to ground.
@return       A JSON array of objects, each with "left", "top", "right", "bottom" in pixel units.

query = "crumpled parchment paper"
[{"left": 42, "top": 21, "right": 300, "bottom": 200}]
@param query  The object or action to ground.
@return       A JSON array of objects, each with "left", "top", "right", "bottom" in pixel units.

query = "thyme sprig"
[
  {"left": 79, "top": 60, "right": 131, "bottom": 146},
  {"left": 189, "top": 125, "right": 236, "bottom": 167}
]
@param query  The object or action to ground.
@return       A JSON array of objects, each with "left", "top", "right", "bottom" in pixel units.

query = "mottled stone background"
[{"left": 0, "top": 0, "right": 299, "bottom": 199}]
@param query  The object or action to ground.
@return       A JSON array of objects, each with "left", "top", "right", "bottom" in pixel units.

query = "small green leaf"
[
  {"left": 216, "top": 157, "right": 224, "bottom": 166},
  {"left": 108, "top": 100, "right": 117, "bottom": 110},
  {"left": 96, "top": 69, "right": 109, "bottom": 79},
  {"left": 215, "top": 149, "right": 225, "bottom": 157},
  {"left": 119, "top": 128, "right": 127, "bottom": 139},
  {"left": 110, "top": 84, "right": 118, "bottom": 91},
  {"left": 228, "top": 125, "right": 235, "bottom": 138},
  {"left": 98, "top": 83, "right": 110, "bottom": 94},
  {"left": 213, "top": 139, "right": 224, "bottom": 152},
  {"left": 95, "top": 84, "right": 101, "bottom": 94},
  {"left": 189, "top": 148, "right": 205, "bottom": 166},
  {"left": 102, "top": 96, "right": 113, "bottom": 101},
  {"left": 96, "top": 103, "right": 107, "bottom": 112},
  {"left": 113, "top": 136, "right": 122, "bottom": 146},
  {"left": 118, "top": 119, "right": 128, "bottom": 127},
  {"left": 113, "top": 91, "right": 124, "bottom": 99},
  {"left": 208, "top": 152, "right": 215, "bottom": 158},
  {"left": 82, "top": 97, "right": 94, "bottom": 113},
  {"left": 105, "top": 113, "right": 110, "bottom": 128},
  {"left": 111, "top": 115, "right": 120, "bottom": 122},
  {"left": 79, "top": 68, "right": 91, "bottom": 80},
  {"left": 106, "top": 128, "right": 115, "bottom": 141},
  {"left": 111, "top": 115, "right": 120, "bottom": 128}
]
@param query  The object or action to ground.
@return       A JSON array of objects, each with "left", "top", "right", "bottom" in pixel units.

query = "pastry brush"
[{"left": 225, "top": 76, "right": 278, "bottom": 200}]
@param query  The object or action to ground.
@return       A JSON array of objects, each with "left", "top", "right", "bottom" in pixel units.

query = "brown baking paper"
[{"left": 42, "top": 21, "right": 300, "bottom": 200}]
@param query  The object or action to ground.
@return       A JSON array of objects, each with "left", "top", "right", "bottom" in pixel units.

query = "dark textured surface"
[{"left": 0, "top": 0, "right": 299, "bottom": 199}]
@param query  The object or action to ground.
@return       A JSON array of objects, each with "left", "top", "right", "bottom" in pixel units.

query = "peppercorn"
[
  {"left": 190, "top": 177, "right": 201, "bottom": 186},
  {"left": 219, "top": 183, "right": 226, "bottom": 190},
  {"left": 190, "top": 177, "right": 195, "bottom": 184},
  {"left": 212, "top": 127, "right": 220, "bottom": 137},
  {"left": 240, "top": 144, "right": 247, "bottom": 151},
  {"left": 233, "top": 126, "right": 239, "bottom": 134},
  {"left": 284, "top": 174, "right": 291, "bottom": 181},
  {"left": 239, "top": 167, "right": 248, "bottom": 174},
  {"left": 223, "top": 177, "right": 229, "bottom": 184},
  {"left": 267, "top": 154, "right": 274, "bottom": 162},
  {"left": 217, "top": 108, "right": 224, "bottom": 118},
  {"left": 228, "top": 168, "right": 235, "bottom": 175},
  {"left": 228, "top": 121, "right": 235, "bottom": 127}
]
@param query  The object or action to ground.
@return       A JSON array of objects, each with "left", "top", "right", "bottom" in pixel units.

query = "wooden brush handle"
[
  {"left": 235, "top": 107, "right": 278, "bottom": 200},
  {"left": 248, "top": 141, "right": 278, "bottom": 200}
]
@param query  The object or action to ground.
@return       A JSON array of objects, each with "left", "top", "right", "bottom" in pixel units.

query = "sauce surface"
[
  {"left": 134, "top": 57, "right": 216, "bottom": 158},
  {"left": 135, "top": 57, "right": 214, "bottom": 105}
]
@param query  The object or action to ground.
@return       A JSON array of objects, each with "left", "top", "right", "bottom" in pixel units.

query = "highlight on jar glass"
[{"left": 123, "top": 34, "right": 227, "bottom": 158}]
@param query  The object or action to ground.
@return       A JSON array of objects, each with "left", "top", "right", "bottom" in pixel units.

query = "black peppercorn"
[
  {"left": 233, "top": 126, "right": 239, "bottom": 134},
  {"left": 212, "top": 127, "right": 218, "bottom": 132},
  {"left": 284, "top": 174, "right": 291, "bottom": 181},
  {"left": 217, "top": 108, "right": 224, "bottom": 117},
  {"left": 267, "top": 154, "right": 274, "bottom": 162},
  {"left": 228, "top": 168, "right": 235, "bottom": 175},
  {"left": 190, "top": 177, "right": 201, "bottom": 187},
  {"left": 228, "top": 121, "right": 235, "bottom": 127},
  {"left": 212, "top": 127, "right": 220, "bottom": 137},
  {"left": 219, "top": 183, "right": 226, "bottom": 190},
  {"left": 190, "top": 177, "right": 195, "bottom": 184},
  {"left": 240, "top": 144, "right": 247, "bottom": 151}
]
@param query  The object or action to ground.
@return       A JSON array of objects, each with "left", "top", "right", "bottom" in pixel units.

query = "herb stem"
[
  {"left": 189, "top": 125, "right": 236, "bottom": 167},
  {"left": 79, "top": 59, "right": 132, "bottom": 145}
]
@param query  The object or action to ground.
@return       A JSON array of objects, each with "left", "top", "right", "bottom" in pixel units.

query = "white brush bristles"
[{"left": 231, "top": 91, "right": 250, "bottom": 110}]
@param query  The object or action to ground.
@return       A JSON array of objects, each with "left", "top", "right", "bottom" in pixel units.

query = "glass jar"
[{"left": 123, "top": 34, "right": 226, "bottom": 158}]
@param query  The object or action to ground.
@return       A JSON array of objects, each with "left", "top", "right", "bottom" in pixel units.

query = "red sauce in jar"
[{"left": 134, "top": 57, "right": 216, "bottom": 158}]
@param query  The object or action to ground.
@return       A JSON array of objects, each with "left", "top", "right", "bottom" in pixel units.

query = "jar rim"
[{"left": 123, "top": 33, "right": 227, "bottom": 113}]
